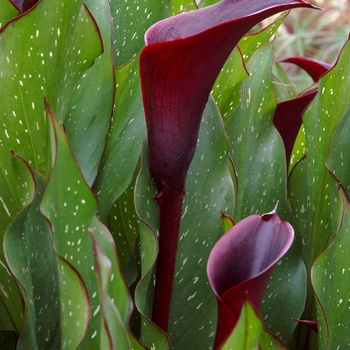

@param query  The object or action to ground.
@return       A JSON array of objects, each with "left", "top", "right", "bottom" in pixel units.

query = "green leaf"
[
  {"left": 212, "top": 47, "right": 248, "bottom": 119},
  {"left": 0, "top": 0, "right": 18, "bottom": 28},
  {"left": 311, "top": 193, "right": 350, "bottom": 349},
  {"left": 0, "top": 0, "right": 103, "bottom": 335},
  {"left": 135, "top": 97, "right": 234, "bottom": 349},
  {"left": 221, "top": 301, "right": 263, "bottom": 350},
  {"left": 259, "top": 330, "right": 287, "bottom": 349},
  {"left": 0, "top": 0, "right": 102, "bottom": 175},
  {"left": 93, "top": 55, "right": 146, "bottom": 222},
  {"left": 225, "top": 43, "right": 306, "bottom": 347},
  {"left": 326, "top": 106, "right": 350, "bottom": 198},
  {"left": 272, "top": 62, "right": 297, "bottom": 104},
  {"left": 289, "top": 38, "right": 350, "bottom": 271},
  {"left": 41, "top": 105, "right": 138, "bottom": 348},
  {"left": 4, "top": 171, "right": 61, "bottom": 349},
  {"left": 226, "top": 43, "right": 285, "bottom": 219},
  {"left": 239, "top": 12, "right": 287, "bottom": 64},
  {"left": 0, "top": 153, "right": 35, "bottom": 335},
  {"left": 64, "top": 0, "right": 115, "bottom": 186},
  {"left": 288, "top": 37, "right": 350, "bottom": 347},
  {"left": 109, "top": 0, "right": 169, "bottom": 66},
  {"left": 108, "top": 175, "right": 140, "bottom": 278}
]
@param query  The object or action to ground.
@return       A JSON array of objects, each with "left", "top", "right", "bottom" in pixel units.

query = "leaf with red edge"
[
  {"left": 207, "top": 208, "right": 294, "bottom": 349},
  {"left": 293, "top": 319, "right": 318, "bottom": 333},
  {"left": 273, "top": 86, "right": 318, "bottom": 166},
  {"left": 280, "top": 57, "right": 332, "bottom": 82},
  {"left": 0, "top": 0, "right": 18, "bottom": 28}
]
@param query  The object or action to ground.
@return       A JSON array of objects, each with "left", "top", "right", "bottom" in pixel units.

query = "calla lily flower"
[
  {"left": 207, "top": 209, "right": 294, "bottom": 348},
  {"left": 10, "top": 0, "right": 39, "bottom": 12},
  {"left": 139, "top": 0, "right": 315, "bottom": 332},
  {"left": 274, "top": 55, "right": 332, "bottom": 165},
  {"left": 274, "top": 86, "right": 318, "bottom": 165}
]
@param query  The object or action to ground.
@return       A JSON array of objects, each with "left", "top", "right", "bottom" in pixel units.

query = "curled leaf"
[{"left": 207, "top": 209, "right": 294, "bottom": 348}]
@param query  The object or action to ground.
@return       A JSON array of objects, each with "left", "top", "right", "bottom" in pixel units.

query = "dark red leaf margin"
[
  {"left": 207, "top": 208, "right": 294, "bottom": 348},
  {"left": 139, "top": 0, "right": 316, "bottom": 332}
]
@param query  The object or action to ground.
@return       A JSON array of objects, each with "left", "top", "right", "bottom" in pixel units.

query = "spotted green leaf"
[
  {"left": 64, "top": 0, "right": 115, "bottom": 186},
  {"left": 93, "top": 55, "right": 146, "bottom": 223},
  {"left": 109, "top": 0, "right": 169, "bottom": 66},
  {"left": 289, "top": 37, "right": 350, "bottom": 271},
  {"left": 40, "top": 105, "right": 138, "bottom": 348},
  {"left": 4, "top": 170, "right": 61, "bottom": 349},
  {"left": 312, "top": 193, "right": 350, "bottom": 349},
  {"left": 288, "top": 37, "right": 350, "bottom": 347},
  {"left": 239, "top": 12, "right": 287, "bottom": 64},
  {"left": 0, "top": 0, "right": 103, "bottom": 335},
  {"left": 225, "top": 43, "right": 306, "bottom": 346},
  {"left": 326, "top": 106, "right": 350, "bottom": 198}
]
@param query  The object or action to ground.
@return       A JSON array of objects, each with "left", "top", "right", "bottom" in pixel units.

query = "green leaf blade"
[
  {"left": 312, "top": 195, "right": 350, "bottom": 349},
  {"left": 4, "top": 172, "right": 61, "bottom": 349}
]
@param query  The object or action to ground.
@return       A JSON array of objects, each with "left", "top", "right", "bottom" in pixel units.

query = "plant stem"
[{"left": 152, "top": 184, "right": 184, "bottom": 332}]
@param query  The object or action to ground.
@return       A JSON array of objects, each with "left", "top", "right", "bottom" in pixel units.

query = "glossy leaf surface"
[
  {"left": 40, "top": 105, "right": 139, "bottom": 348},
  {"left": 4, "top": 171, "right": 60, "bottom": 349},
  {"left": 225, "top": 42, "right": 307, "bottom": 345},
  {"left": 312, "top": 194, "right": 350, "bottom": 349}
]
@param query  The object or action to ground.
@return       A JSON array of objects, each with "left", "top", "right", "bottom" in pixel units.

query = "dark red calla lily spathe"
[
  {"left": 10, "top": 0, "right": 39, "bottom": 12},
  {"left": 207, "top": 209, "right": 294, "bottom": 348},
  {"left": 280, "top": 56, "right": 332, "bottom": 82},
  {"left": 273, "top": 86, "right": 318, "bottom": 165},
  {"left": 139, "top": 0, "right": 316, "bottom": 333}
]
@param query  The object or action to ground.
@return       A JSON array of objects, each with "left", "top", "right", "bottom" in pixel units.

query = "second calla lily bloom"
[{"left": 139, "top": 0, "right": 315, "bottom": 332}]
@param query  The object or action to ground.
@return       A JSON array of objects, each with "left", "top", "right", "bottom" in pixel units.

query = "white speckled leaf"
[
  {"left": 0, "top": 154, "right": 35, "bottom": 337},
  {"left": 0, "top": 0, "right": 103, "bottom": 337},
  {"left": 289, "top": 38, "right": 350, "bottom": 271},
  {"left": 212, "top": 46, "right": 248, "bottom": 119},
  {"left": 4, "top": 171, "right": 61, "bottom": 349},
  {"left": 63, "top": 0, "right": 115, "bottom": 186},
  {"left": 311, "top": 193, "right": 350, "bottom": 349},
  {"left": 288, "top": 37, "right": 350, "bottom": 345},
  {"left": 109, "top": 0, "right": 168, "bottom": 66},
  {"left": 225, "top": 43, "right": 306, "bottom": 346},
  {"left": 93, "top": 55, "right": 146, "bottom": 222},
  {"left": 40, "top": 106, "right": 138, "bottom": 348},
  {"left": 326, "top": 106, "right": 350, "bottom": 198}
]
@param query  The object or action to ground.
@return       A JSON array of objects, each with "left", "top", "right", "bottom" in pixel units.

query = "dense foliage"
[{"left": 1, "top": 0, "right": 350, "bottom": 349}]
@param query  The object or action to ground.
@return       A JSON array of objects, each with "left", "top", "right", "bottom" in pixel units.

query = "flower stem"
[{"left": 152, "top": 184, "right": 184, "bottom": 332}]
